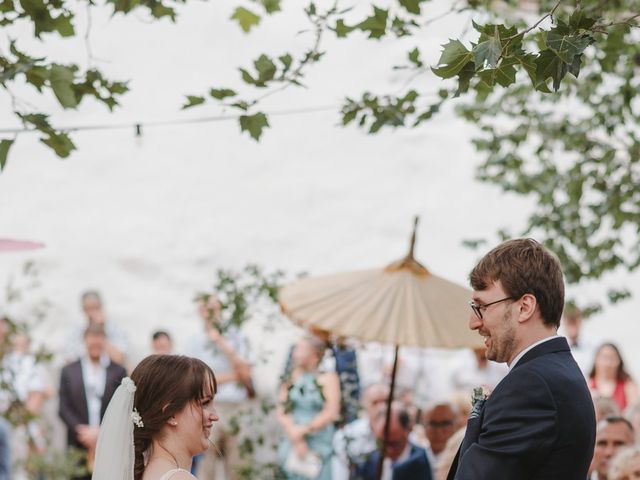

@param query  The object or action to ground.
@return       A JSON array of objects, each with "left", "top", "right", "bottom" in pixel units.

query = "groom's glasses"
[{"left": 469, "top": 297, "right": 513, "bottom": 320}]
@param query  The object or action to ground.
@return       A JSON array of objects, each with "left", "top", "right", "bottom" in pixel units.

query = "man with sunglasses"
[{"left": 447, "top": 238, "right": 596, "bottom": 480}]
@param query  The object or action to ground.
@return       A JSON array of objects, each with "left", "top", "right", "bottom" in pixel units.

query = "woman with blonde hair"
[{"left": 277, "top": 334, "right": 340, "bottom": 479}]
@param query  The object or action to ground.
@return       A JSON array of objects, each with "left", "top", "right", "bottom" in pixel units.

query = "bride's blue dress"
[{"left": 278, "top": 372, "right": 334, "bottom": 480}]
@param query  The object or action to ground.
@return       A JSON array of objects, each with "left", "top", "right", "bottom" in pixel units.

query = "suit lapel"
[{"left": 447, "top": 397, "right": 486, "bottom": 480}]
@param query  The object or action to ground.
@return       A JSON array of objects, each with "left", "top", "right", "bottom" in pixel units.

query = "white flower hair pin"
[{"left": 131, "top": 408, "right": 144, "bottom": 428}]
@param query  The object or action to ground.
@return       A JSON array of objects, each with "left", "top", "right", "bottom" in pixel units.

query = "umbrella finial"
[
  {"left": 384, "top": 217, "right": 429, "bottom": 276},
  {"left": 408, "top": 216, "right": 419, "bottom": 260}
]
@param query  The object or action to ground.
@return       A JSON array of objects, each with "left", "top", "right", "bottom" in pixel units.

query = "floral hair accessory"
[
  {"left": 131, "top": 408, "right": 144, "bottom": 428},
  {"left": 122, "top": 377, "right": 137, "bottom": 394}
]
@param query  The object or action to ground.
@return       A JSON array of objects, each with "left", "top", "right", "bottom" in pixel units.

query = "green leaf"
[
  {"left": 0, "top": 139, "right": 14, "bottom": 171},
  {"left": 546, "top": 32, "right": 592, "bottom": 64},
  {"left": 253, "top": 54, "right": 276, "bottom": 85},
  {"left": 454, "top": 60, "right": 476, "bottom": 97},
  {"left": 474, "top": 26, "right": 502, "bottom": 68},
  {"left": 260, "top": 0, "right": 281, "bottom": 14},
  {"left": 478, "top": 57, "right": 518, "bottom": 88},
  {"left": 239, "top": 112, "right": 269, "bottom": 141},
  {"left": 49, "top": 64, "right": 78, "bottom": 108},
  {"left": 279, "top": 54, "right": 293, "bottom": 72},
  {"left": 108, "top": 0, "right": 140, "bottom": 14},
  {"left": 569, "top": 10, "right": 596, "bottom": 30},
  {"left": 535, "top": 49, "right": 567, "bottom": 92},
  {"left": 408, "top": 47, "right": 422, "bottom": 67},
  {"left": 231, "top": 7, "right": 261, "bottom": 33},
  {"left": 209, "top": 88, "right": 236, "bottom": 100},
  {"left": 41, "top": 131, "right": 75, "bottom": 158},
  {"left": 334, "top": 19, "right": 355, "bottom": 38},
  {"left": 182, "top": 95, "right": 205, "bottom": 109},
  {"left": 432, "top": 39, "right": 473, "bottom": 79},
  {"left": 356, "top": 6, "right": 388, "bottom": 39},
  {"left": 51, "top": 13, "right": 74, "bottom": 36},
  {"left": 399, "top": 0, "right": 425, "bottom": 15}
]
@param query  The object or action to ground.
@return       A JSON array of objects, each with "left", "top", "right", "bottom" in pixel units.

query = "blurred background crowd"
[{"left": 1, "top": 289, "right": 639, "bottom": 480}]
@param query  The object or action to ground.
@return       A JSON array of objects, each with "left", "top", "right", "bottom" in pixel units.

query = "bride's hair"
[{"left": 130, "top": 355, "right": 217, "bottom": 480}]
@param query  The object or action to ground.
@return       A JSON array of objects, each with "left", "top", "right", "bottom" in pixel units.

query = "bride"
[{"left": 92, "top": 354, "right": 218, "bottom": 480}]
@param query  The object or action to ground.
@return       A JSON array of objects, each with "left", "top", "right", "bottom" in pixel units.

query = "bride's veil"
[{"left": 92, "top": 377, "right": 138, "bottom": 480}]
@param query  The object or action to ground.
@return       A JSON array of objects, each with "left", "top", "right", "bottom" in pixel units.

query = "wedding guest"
[
  {"left": 590, "top": 417, "right": 635, "bottom": 480},
  {"left": 92, "top": 355, "right": 219, "bottom": 480},
  {"left": 0, "top": 317, "right": 50, "bottom": 473},
  {"left": 420, "top": 402, "right": 464, "bottom": 472},
  {"left": 589, "top": 343, "right": 639, "bottom": 411},
  {"left": 281, "top": 327, "right": 361, "bottom": 426},
  {"left": 562, "top": 305, "right": 597, "bottom": 376},
  {"left": 277, "top": 334, "right": 340, "bottom": 480},
  {"left": 152, "top": 330, "right": 174, "bottom": 355},
  {"left": 332, "top": 383, "right": 389, "bottom": 480},
  {"left": 3, "top": 332, "right": 50, "bottom": 464},
  {"left": 65, "top": 290, "right": 129, "bottom": 364},
  {"left": 436, "top": 427, "right": 465, "bottom": 480},
  {"left": 608, "top": 445, "right": 640, "bottom": 480},
  {"left": 185, "top": 294, "right": 253, "bottom": 479},
  {"left": 59, "top": 324, "right": 127, "bottom": 479},
  {"left": 354, "top": 402, "right": 433, "bottom": 480}
]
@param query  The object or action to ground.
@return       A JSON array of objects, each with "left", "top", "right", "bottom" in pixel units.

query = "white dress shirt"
[
  {"left": 81, "top": 354, "right": 109, "bottom": 427},
  {"left": 509, "top": 335, "right": 559, "bottom": 370}
]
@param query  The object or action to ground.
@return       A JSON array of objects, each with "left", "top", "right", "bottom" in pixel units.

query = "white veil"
[{"left": 92, "top": 377, "right": 138, "bottom": 480}]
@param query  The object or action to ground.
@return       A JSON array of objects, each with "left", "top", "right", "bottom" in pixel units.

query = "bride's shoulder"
[{"left": 149, "top": 469, "right": 196, "bottom": 480}]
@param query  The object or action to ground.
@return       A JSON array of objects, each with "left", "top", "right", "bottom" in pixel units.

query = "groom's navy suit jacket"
[{"left": 447, "top": 337, "right": 596, "bottom": 480}]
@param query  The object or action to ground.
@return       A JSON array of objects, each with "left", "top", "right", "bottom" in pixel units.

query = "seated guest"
[
  {"left": 590, "top": 416, "right": 635, "bottom": 480},
  {"left": 608, "top": 445, "right": 640, "bottom": 480},
  {"left": 332, "top": 383, "right": 389, "bottom": 480},
  {"left": 355, "top": 402, "right": 433, "bottom": 480}
]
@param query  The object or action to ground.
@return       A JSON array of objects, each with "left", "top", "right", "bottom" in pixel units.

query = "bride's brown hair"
[{"left": 130, "top": 355, "right": 217, "bottom": 480}]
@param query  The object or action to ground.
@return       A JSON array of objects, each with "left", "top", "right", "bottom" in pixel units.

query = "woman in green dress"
[{"left": 277, "top": 334, "right": 341, "bottom": 480}]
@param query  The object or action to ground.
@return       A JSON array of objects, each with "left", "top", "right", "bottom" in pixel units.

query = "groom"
[{"left": 447, "top": 238, "right": 596, "bottom": 480}]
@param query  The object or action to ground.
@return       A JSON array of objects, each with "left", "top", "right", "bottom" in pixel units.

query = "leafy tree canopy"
[{"left": 1, "top": 0, "right": 638, "bottom": 302}]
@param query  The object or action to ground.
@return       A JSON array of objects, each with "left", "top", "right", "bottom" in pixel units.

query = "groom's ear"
[{"left": 517, "top": 293, "right": 537, "bottom": 323}]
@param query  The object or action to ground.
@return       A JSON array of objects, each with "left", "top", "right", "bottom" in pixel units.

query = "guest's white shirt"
[{"left": 81, "top": 354, "right": 109, "bottom": 427}]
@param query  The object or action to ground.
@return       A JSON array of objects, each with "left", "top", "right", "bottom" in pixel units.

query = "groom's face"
[{"left": 469, "top": 281, "right": 517, "bottom": 364}]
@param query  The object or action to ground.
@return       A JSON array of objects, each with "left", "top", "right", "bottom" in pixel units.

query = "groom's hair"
[{"left": 470, "top": 238, "right": 565, "bottom": 328}]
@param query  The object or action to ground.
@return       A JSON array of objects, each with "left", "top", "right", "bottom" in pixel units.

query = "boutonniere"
[{"left": 469, "top": 386, "right": 488, "bottom": 419}]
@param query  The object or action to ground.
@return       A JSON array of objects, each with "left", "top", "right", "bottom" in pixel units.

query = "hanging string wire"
[{"left": 0, "top": 104, "right": 338, "bottom": 135}]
